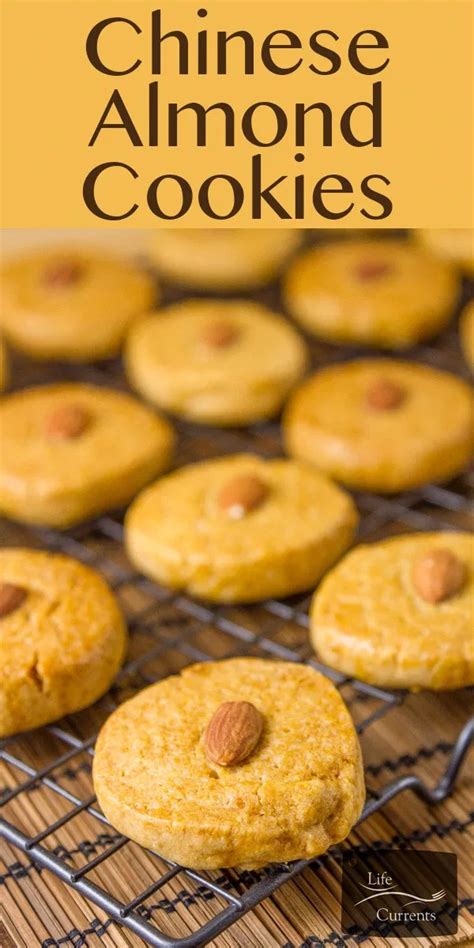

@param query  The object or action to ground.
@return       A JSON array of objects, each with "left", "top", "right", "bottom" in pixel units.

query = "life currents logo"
[{"left": 341, "top": 852, "right": 458, "bottom": 938}]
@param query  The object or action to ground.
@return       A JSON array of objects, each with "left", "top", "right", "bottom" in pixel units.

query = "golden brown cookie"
[
  {"left": 417, "top": 229, "right": 474, "bottom": 276},
  {"left": 0, "top": 384, "right": 174, "bottom": 527},
  {"left": 0, "top": 247, "right": 156, "bottom": 361},
  {"left": 0, "top": 548, "right": 127, "bottom": 737},
  {"left": 460, "top": 301, "right": 474, "bottom": 370},
  {"left": 311, "top": 532, "right": 473, "bottom": 690},
  {"left": 125, "top": 454, "right": 358, "bottom": 603},
  {"left": 125, "top": 300, "right": 309, "bottom": 426},
  {"left": 283, "top": 359, "right": 474, "bottom": 493},
  {"left": 283, "top": 238, "right": 458, "bottom": 349},
  {"left": 93, "top": 658, "right": 364, "bottom": 869},
  {"left": 147, "top": 229, "right": 301, "bottom": 290}
]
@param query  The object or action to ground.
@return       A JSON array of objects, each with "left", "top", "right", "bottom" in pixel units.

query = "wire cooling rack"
[{"left": 1, "top": 252, "right": 473, "bottom": 947}]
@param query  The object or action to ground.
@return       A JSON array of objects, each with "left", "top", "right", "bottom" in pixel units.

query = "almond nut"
[
  {"left": 0, "top": 583, "right": 27, "bottom": 618},
  {"left": 412, "top": 548, "right": 466, "bottom": 604},
  {"left": 366, "top": 378, "right": 406, "bottom": 411},
  {"left": 42, "top": 260, "right": 83, "bottom": 288},
  {"left": 202, "top": 321, "right": 240, "bottom": 348},
  {"left": 204, "top": 701, "right": 264, "bottom": 766},
  {"left": 355, "top": 259, "right": 392, "bottom": 281},
  {"left": 217, "top": 474, "right": 269, "bottom": 519},
  {"left": 46, "top": 404, "right": 90, "bottom": 440}
]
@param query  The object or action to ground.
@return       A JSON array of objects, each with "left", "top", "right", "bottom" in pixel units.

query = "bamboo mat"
[{"left": 1, "top": 233, "right": 473, "bottom": 948}]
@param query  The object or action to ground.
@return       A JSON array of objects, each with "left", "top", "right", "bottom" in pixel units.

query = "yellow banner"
[{"left": 1, "top": 0, "right": 472, "bottom": 227}]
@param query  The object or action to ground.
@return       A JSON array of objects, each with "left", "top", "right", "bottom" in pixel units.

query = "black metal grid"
[{"left": 1, "top": 248, "right": 473, "bottom": 947}]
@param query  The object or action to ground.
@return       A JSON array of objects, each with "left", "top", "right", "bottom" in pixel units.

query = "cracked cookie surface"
[
  {"left": 311, "top": 532, "right": 474, "bottom": 690},
  {"left": 0, "top": 548, "right": 127, "bottom": 737},
  {"left": 93, "top": 658, "right": 364, "bottom": 869}
]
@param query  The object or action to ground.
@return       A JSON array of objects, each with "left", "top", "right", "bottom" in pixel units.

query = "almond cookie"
[
  {"left": 460, "top": 301, "right": 474, "bottom": 371},
  {"left": 125, "top": 454, "right": 357, "bottom": 603},
  {"left": 283, "top": 238, "right": 458, "bottom": 349},
  {"left": 93, "top": 658, "right": 364, "bottom": 869},
  {"left": 284, "top": 359, "right": 474, "bottom": 494},
  {"left": 311, "top": 533, "right": 473, "bottom": 691},
  {"left": 147, "top": 229, "right": 301, "bottom": 291},
  {"left": 0, "top": 247, "right": 156, "bottom": 361},
  {"left": 126, "top": 300, "right": 309, "bottom": 426},
  {"left": 0, "top": 384, "right": 174, "bottom": 528},
  {"left": 0, "top": 548, "right": 127, "bottom": 737},
  {"left": 417, "top": 229, "right": 474, "bottom": 276}
]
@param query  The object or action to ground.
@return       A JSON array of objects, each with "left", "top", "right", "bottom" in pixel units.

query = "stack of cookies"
[{"left": 0, "top": 227, "right": 472, "bottom": 871}]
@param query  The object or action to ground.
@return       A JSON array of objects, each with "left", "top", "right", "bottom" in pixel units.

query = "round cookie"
[
  {"left": 311, "top": 532, "right": 473, "bottom": 691},
  {"left": 0, "top": 247, "right": 156, "bottom": 361},
  {"left": 283, "top": 359, "right": 474, "bottom": 494},
  {"left": 93, "top": 658, "right": 364, "bottom": 869},
  {"left": 0, "top": 336, "right": 8, "bottom": 391},
  {"left": 125, "top": 454, "right": 358, "bottom": 603},
  {"left": 283, "top": 238, "right": 458, "bottom": 349},
  {"left": 126, "top": 300, "right": 309, "bottom": 426},
  {"left": 147, "top": 229, "right": 301, "bottom": 291},
  {"left": 0, "top": 384, "right": 175, "bottom": 528},
  {"left": 0, "top": 548, "right": 127, "bottom": 737},
  {"left": 460, "top": 301, "right": 474, "bottom": 371},
  {"left": 417, "top": 229, "right": 474, "bottom": 276}
]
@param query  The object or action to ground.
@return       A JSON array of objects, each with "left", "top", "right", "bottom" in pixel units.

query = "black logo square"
[{"left": 342, "top": 850, "right": 457, "bottom": 938}]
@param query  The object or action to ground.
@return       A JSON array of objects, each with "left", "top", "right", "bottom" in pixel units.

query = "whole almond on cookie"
[
  {"left": 203, "top": 321, "right": 240, "bottom": 348},
  {"left": 366, "top": 378, "right": 405, "bottom": 411},
  {"left": 46, "top": 404, "right": 90, "bottom": 440},
  {"left": 218, "top": 474, "right": 269, "bottom": 519},
  {"left": 0, "top": 583, "right": 27, "bottom": 618},
  {"left": 204, "top": 701, "right": 264, "bottom": 766},
  {"left": 42, "top": 260, "right": 83, "bottom": 288},
  {"left": 355, "top": 259, "right": 392, "bottom": 281},
  {"left": 412, "top": 548, "right": 466, "bottom": 603}
]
